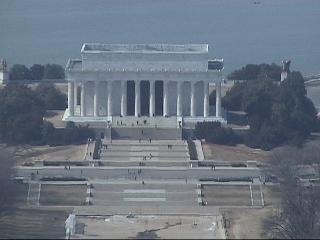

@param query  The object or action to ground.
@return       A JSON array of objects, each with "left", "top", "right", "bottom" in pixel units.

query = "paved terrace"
[
  {"left": 90, "top": 182, "right": 197, "bottom": 207},
  {"left": 98, "top": 139, "right": 190, "bottom": 167}
]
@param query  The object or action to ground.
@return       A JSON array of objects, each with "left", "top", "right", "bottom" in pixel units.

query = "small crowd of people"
[
  {"left": 142, "top": 153, "right": 153, "bottom": 161},
  {"left": 64, "top": 165, "right": 71, "bottom": 170},
  {"left": 127, "top": 169, "right": 144, "bottom": 183}
]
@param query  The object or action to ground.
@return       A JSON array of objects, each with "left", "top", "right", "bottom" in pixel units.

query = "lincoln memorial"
[{"left": 63, "top": 43, "right": 225, "bottom": 128}]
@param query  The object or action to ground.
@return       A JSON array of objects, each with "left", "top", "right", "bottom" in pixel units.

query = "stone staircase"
[{"left": 111, "top": 127, "right": 182, "bottom": 140}]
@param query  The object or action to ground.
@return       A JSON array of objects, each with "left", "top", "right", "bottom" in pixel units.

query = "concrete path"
[
  {"left": 194, "top": 140, "right": 204, "bottom": 160},
  {"left": 250, "top": 178, "right": 264, "bottom": 207},
  {"left": 27, "top": 182, "right": 41, "bottom": 206},
  {"left": 16, "top": 166, "right": 261, "bottom": 181},
  {"left": 73, "top": 205, "right": 220, "bottom": 216}
]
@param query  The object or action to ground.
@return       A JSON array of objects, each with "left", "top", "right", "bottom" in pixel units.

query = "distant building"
[{"left": 0, "top": 58, "right": 9, "bottom": 84}]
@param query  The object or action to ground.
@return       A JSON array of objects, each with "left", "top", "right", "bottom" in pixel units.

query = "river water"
[{"left": 0, "top": 0, "right": 319, "bottom": 75}]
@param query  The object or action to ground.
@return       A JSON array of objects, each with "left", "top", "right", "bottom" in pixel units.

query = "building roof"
[
  {"left": 66, "top": 59, "right": 82, "bottom": 71},
  {"left": 81, "top": 43, "right": 209, "bottom": 54}
]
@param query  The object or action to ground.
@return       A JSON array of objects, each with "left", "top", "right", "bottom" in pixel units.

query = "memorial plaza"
[{"left": 8, "top": 44, "right": 271, "bottom": 239}]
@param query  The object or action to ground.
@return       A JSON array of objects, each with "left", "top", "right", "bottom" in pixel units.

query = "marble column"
[
  {"left": 190, "top": 82, "right": 196, "bottom": 117},
  {"left": 215, "top": 81, "right": 222, "bottom": 118},
  {"left": 163, "top": 80, "right": 169, "bottom": 117},
  {"left": 80, "top": 81, "right": 86, "bottom": 117},
  {"left": 177, "top": 81, "right": 183, "bottom": 117},
  {"left": 74, "top": 81, "right": 78, "bottom": 113},
  {"left": 135, "top": 80, "right": 141, "bottom": 117},
  {"left": 93, "top": 81, "right": 99, "bottom": 117},
  {"left": 204, "top": 81, "right": 209, "bottom": 117},
  {"left": 149, "top": 80, "right": 155, "bottom": 117},
  {"left": 68, "top": 81, "right": 74, "bottom": 116},
  {"left": 121, "top": 80, "right": 127, "bottom": 116},
  {"left": 107, "top": 81, "right": 113, "bottom": 116}
]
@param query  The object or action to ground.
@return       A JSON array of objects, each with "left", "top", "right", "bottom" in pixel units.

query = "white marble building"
[{"left": 63, "top": 43, "right": 225, "bottom": 128}]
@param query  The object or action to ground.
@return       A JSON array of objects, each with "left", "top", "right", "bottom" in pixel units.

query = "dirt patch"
[
  {"left": 0, "top": 207, "right": 72, "bottom": 239},
  {"left": 217, "top": 184, "right": 282, "bottom": 239},
  {"left": 262, "top": 185, "right": 282, "bottom": 207},
  {"left": 202, "top": 142, "right": 268, "bottom": 162},
  {"left": 221, "top": 207, "right": 276, "bottom": 239},
  {"left": 73, "top": 215, "right": 225, "bottom": 239},
  {"left": 202, "top": 185, "right": 252, "bottom": 206},
  {"left": 135, "top": 230, "right": 160, "bottom": 239},
  {"left": 8, "top": 182, "right": 28, "bottom": 207},
  {"left": 14, "top": 144, "right": 87, "bottom": 165},
  {"left": 40, "top": 184, "right": 86, "bottom": 206}
]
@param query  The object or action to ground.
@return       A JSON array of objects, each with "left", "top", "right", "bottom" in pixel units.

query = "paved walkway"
[
  {"left": 84, "top": 139, "right": 95, "bottom": 161},
  {"left": 27, "top": 182, "right": 41, "bottom": 206},
  {"left": 73, "top": 205, "right": 220, "bottom": 216},
  {"left": 250, "top": 177, "right": 264, "bottom": 207},
  {"left": 194, "top": 140, "right": 204, "bottom": 160}
]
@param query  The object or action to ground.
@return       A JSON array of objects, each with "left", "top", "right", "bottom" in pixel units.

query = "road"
[{"left": 15, "top": 166, "right": 261, "bottom": 180}]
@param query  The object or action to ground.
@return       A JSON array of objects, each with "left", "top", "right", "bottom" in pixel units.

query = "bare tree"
[{"left": 268, "top": 143, "right": 320, "bottom": 239}]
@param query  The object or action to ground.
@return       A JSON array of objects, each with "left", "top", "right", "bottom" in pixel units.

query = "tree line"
[
  {"left": 0, "top": 84, "right": 93, "bottom": 145},
  {"left": 224, "top": 64, "right": 319, "bottom": 149},
  {"left": 195, "top": 63, "right": 319, "bottom": 150},
  {"left": 9, "top": 64, "right": 65, "bottom": 81},
  {"left": 194, "top": 121, "right": 240, "bottom": 146},
  {"left": 227, "top": 63, "right": 282, "bottom": 81}
]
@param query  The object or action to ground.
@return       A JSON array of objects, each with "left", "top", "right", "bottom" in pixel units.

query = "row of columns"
[{"left": 68, "top": 80, "right": 222, "bottom": 118}]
